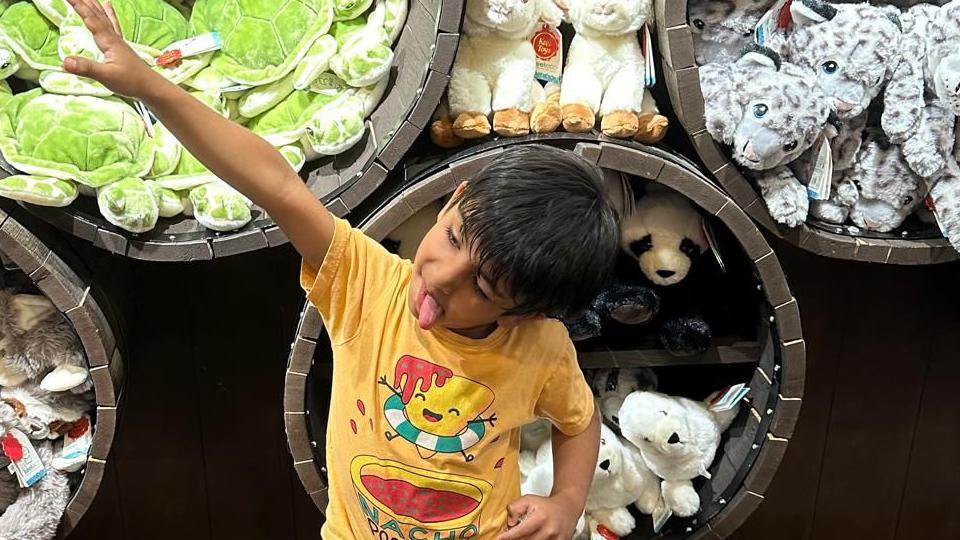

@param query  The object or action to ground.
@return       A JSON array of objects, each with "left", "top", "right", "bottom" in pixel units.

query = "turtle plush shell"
[
  {"left": 0, "top": 2, "right": 61, "bottom": 71},
  {"left": 0, "top": 89, "right": 154, "bottom": 188},
  {"left": 191, "top": 0, "right": 335, "bottom": 86}
]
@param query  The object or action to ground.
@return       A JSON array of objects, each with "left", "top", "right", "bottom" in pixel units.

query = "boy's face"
[{"left": 407, "top": 182, "right": 535, "bottom": 337}]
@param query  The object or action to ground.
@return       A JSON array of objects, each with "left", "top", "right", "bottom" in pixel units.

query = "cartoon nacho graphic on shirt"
[
  {"left": 351, "top": 455, "right": 491, "bottom": 539},
  {"left": 379, "top": 355, "right": 497, "bottom": 461}
]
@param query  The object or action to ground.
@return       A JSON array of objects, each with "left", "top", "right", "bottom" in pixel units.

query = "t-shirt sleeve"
[
  {"left": 534, "top": 337, "right": 595, "bottom": 437},
  {"left": 300, "top": 217, "right": 405, "bottom": 345}
]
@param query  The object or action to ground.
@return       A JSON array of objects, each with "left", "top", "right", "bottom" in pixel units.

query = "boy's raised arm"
[{"left": 63, "top": 0, "right": 335, "bottom": 268}]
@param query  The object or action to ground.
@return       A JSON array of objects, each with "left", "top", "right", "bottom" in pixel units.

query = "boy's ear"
[
  {"left": 497, "top": 312, "right": 546, "bottom": 329},
  {"left": 439, "top": 181, "right": 469, "bottom": 221}
]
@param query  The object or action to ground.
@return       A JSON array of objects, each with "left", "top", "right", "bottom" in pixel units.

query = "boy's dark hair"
[{"left": 455, "top": 144, "right": 620, "bottom": 318}]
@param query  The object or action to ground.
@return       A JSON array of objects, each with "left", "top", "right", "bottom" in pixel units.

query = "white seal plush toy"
[{"left": 560, "top": 0, "right": 668, "bottom": 142}]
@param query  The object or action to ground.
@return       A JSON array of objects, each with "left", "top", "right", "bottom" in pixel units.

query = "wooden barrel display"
[
  {"left": 15, "top": 0, "right": 461, "bottom": 262},
  {"left": 654, "top": 0, "right": 958, "bottom": 265},
  {"left": 283, "top": 134, "right": 804, "bottom": 538},
  {"left": 0, "top": 202, "right": 125, "bottom": 536}
]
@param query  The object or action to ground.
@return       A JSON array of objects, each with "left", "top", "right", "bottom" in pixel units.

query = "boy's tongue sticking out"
[{"left": 417, "top": 286, "right": 443, "bottom": 330}]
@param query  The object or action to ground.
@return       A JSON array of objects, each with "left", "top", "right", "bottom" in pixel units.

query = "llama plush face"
[
  {"left": 700, "top": 47, "right": 834, "bottom": 170},
  {"left": 464, "top": 0, "right": 561, "bottom": 39},
  {"left": 568, "top": 0, "right": 652, "bottom": 36},
  {"left": 785, "top": 0, "right": 902, "bottom": 120},
  {"left": 620, "top": 187, "right": 708, "bottom": 286}
]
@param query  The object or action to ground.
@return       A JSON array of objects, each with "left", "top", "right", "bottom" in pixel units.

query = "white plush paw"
[
  {"left": 41, "top": 365, "right": 89, "bottom": 392},
  {"left": 662, "top": 481, "right": 700, "bottom": 517},
  {"left": 906, "top": 152, "right": 945, "bottom": 179},
  {"left": 810, "top": 200, "right": 848, "bottom": 225}
]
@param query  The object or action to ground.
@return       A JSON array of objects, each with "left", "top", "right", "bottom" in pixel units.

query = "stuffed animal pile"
[
  {"left": 518, "top": 368, "right": 741, "bottom": 539},
  {"left": 430, "top": 0, "right": 669, "bottom": 148},
  {"left": 697, "top": 0, "right": 960, "bottom": 252},
  {"left": 0, "top": 288, "right": 95, "bottom": 539},
  {"left": 0, "top": 0, "right": 406, "bottom": 234}
]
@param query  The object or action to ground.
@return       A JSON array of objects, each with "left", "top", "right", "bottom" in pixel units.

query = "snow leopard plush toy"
[
  {"left": 700, "top": 45, "right": 838, "bottom": 226},
  {"left": 765, "top": 0, "right": 923, "bottom": 146},
  {"left": 688, "top": 0, "right": 775, "bottom": 65},
  {"left": 812, "top": 130, "right": 925, "bottom": 232}
]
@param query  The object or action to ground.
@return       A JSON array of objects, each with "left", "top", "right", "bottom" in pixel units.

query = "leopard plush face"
[
  {"left": 700, "top": 47, "right": 833, "bottom": 170},
  {"left": 688, "top": 0, "right": 774, "bottom": 64},
  {"left": 843, "top": 137, "right": 924, "bottom": 232},
  {"left": 782, "top": 1, "right": 903, "bottom": 121}
]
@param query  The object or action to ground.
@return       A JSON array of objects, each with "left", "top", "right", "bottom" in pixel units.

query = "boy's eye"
[{"left": 446, "top": 225, "right": 460, "bottom": 249}]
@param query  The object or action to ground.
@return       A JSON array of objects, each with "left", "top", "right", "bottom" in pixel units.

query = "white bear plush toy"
[
  {"left": 560, "top": 0, "right": 668, "bottom": 143},
  {"left": 442, "top": 0, "right": 565, "bottom": 142},
  {"left": 618, "top": 390, "right": 739, "bottom": 518}
]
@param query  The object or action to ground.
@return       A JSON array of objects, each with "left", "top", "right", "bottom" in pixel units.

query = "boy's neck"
[{"left": 446, "top": 322, "right": 500, "bottom": 339}]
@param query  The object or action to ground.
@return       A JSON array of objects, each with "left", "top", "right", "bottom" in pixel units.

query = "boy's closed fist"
[
  {"left": 62, "top": 0, "right": 158, "bottom": 99},
  {"left": 500, "top": 494, "right": 582, "bottom": 540}
]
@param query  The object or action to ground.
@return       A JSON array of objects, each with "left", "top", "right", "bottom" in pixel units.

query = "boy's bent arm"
[
  {"left": 500, "top": 408, "right": 601, "bottom": 540},
  {"left": 63, "top": 0, "right": 334, "bottom": 268}
]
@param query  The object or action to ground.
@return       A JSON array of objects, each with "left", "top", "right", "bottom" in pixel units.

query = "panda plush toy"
[{"left": 566, "top": 183, "right": 715, "bottom": 356}]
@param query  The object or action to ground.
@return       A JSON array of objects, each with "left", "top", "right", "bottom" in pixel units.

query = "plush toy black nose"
[
  {"left": 668, "top": 432, "right": 681, "bottom": 444},
  {"left": 599, "top": 459, "right": 611, "bottom": 471},
  {"left": 656, "top": 270, "right": 676, "bottom": 279}
]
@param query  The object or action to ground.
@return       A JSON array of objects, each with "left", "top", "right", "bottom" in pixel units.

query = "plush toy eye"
[
  {"left": 752, "top": 103, "right": 768, "bottom": 118},
  {"left": 692, "top": 18, "right": 705, "bottom": 30},
  {"left": 783, "top": 140, "right": 798, "bottom": 152},
  {"left": 629, "top": 234, "right": 653, "bottom": 257},
  {"left": 0, "top": 63, "right": 8, "bottom": 70},
  {"left": 822, "top": 61, "right": 839, "bottom": 74},
  {"left": 679, "top": 238, "right": 701, "bottom": 259},
  {"left": 904, "top": 195, "right": 914, "bottom": 205},
  {"left": 854, "top": 180, "right": 862, "bottom": 190}
]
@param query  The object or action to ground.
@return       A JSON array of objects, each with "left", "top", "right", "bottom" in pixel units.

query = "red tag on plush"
[
  {"left": 925, "top": 193, "right": 937, "bottom": 212},
  {"left": 596, "top": 525, "right": 620, "bottom": 540},
  {"left": 776, "top": 0, "right": 794, "bottom": 28},
  {"left": 2, "top": 432, "right": 22, "bottom": 462},
  {"left": 68, "top": 416, "right": 90, "bottom": 439},
  {"left": 156, "top": 49, "right": 183, "bottom": 67}
]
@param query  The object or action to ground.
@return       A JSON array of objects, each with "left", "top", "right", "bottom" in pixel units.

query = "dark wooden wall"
[{"left": 64, "top": 235, "right": 960, "bottom": 540}]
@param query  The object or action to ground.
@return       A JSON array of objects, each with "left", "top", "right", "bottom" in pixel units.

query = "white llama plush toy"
[
  {"left": 440, "top": 0, "right": 565, "bottom": 142},
  {"left": 560, "top": 0, "right": 668, "bottom": 143}
]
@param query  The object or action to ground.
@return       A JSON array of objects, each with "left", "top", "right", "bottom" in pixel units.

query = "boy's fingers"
[
  {"left": 499, "top": 514, "right": 541, "bottom": 540},
  {"left": 63, "top": 56, "right": 100, "bottom": 78},
  {"left": 103, "top": 1, "right": 122, "bottom": 35}
]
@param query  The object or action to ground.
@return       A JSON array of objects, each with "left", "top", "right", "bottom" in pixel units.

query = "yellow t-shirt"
[{"left": 301, "top": 217, "right": 595, "bottom": 540}]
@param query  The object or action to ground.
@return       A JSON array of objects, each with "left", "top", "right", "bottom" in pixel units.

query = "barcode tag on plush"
[
  {"left": 755, "top": 0, "right": 793, "bottom": 45},
  {"left": 62, "top": 415, "right": 92, "bottom": 460},
  {"left": 642, "top": 24, "right": 656, "bottom": 87},
  {"left": 701, "top": 219, "right": 726, "bottom": 273},
  {"left": 652, "top": 496, "right": 673, "bottom": 533},
  {"left": 807, "top": 136, "right": 833, "bottom": 200},
  {"left": 156, "top": 32, "right": 222, "bottom": 67},
  {"left": 3, "top": 430, "right": 45, "bottom": 488},
  {"left": 531, "top": 22, "right": 562, "bottom": 84},
  {"left": 709, "top": 383, "right": 750, "bottom": 412}
]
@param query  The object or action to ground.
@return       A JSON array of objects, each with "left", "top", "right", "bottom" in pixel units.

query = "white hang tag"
[
  {"left": 755, "top": 0, "right": 793, "bottom": 46},
  {"left": 3, "top": 430, "right": 46, "bottom": 488},
  {"left": 807, "top": 135, "right": 833, "bottom": 201},
  {"left": 134, "top": 101, "right": 155, "bottom": 137},
  {"left": 652, "top": 496, "right": 673, "bottom": 533},
  {"left": 156, "top": 32, "right": 222, "bottom": 67},
  {"left": 53, "top": 415, "right": 92, "bottom": 473},
  {"left": 220, "top": 82, "right": 253, "bottom": 93},
  {"left": 701, "top": 219, "right": 727, "bottom": 273},
  {"left": 531, "top": 21, "right": 562, "bottom": 84},
  {"left": 642, "top": 24, "right": 656, "bottom": 87},
  {"left": 709, "top": 383, "right": 750, "bottom": 412}
]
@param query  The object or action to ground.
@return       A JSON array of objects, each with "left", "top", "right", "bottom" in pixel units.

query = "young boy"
[{"left": 63, "top": 1, "right": 621, "bottom": 537}]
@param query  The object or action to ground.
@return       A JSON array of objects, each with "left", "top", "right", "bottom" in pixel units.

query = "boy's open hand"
[
  {"left": 62, "top": 0, "right": 157, "bottom": 98},
  {"left": 499, "top": 494, "right": 582, "bottom": 540}
]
